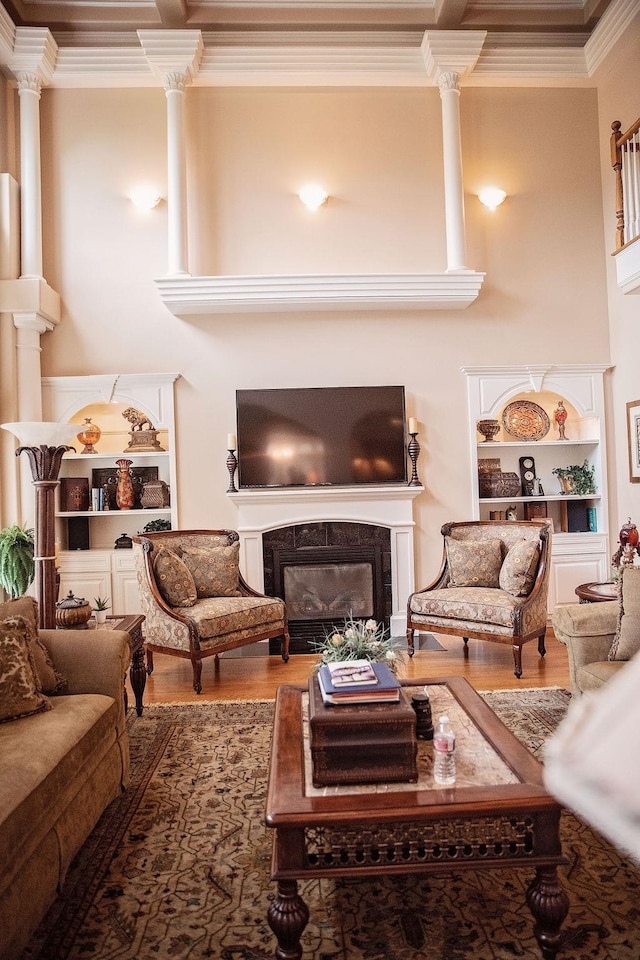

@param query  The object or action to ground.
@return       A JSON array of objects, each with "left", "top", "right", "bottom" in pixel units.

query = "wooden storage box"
[
  {"left": 308, "top": 676, "right": 418, "bottom": 786},
  {"left": 478, "top": 472, "right": 521, "bottom": 499}
]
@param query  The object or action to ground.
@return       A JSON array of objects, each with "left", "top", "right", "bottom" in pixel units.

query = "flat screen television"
[{"left": 236, "top": 386, "right": 407, "bottom": 488}]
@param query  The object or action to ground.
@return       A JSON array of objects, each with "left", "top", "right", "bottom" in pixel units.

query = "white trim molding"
[{"left": 155, "top": 271, "right": 486, "bottom": 316}]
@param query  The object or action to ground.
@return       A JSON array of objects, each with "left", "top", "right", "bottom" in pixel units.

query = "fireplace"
[
  {"left": 228, "top": 482, "right": 422, "bottom": 652},
  {"left": 263, "top": 524, "right": 389, "bottom": 653}
]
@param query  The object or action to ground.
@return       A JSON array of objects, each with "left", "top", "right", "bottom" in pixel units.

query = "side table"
[
  {"left": 89, "top": 614, "right": 146, "bottom": 716},
  {"left": 574, "top": 581, "right": 618, "bottom": 603}
]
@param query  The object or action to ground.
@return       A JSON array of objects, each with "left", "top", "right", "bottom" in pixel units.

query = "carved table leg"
[
  {"left": 129, "top": 642, "right": 147, "bottom": 716},
  {"left": 526, "top": 865, "right": 570, "bottom": 960},
  {"left": 267, "top": 879, "right": 309, "bottom": 960}
]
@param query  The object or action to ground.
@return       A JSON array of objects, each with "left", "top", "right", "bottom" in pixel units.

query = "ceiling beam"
[{"left": 435, "top": 0, "right": 469, "bottom": 28}]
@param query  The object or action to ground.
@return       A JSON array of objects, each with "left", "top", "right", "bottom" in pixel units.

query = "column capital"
[
  {"left": 421, "top": 30, "right": 486, "bottom": 85},
  {"left": 438, "top": 71, "right": 461, "bottom": 95},
  {"left": 137, "top": 30, "right": 203, "bottom": 86},
  {"left": 164, "top": 70, "right": 187, "bottom": 94},
  {"left": 16, "top": 71, "right": 42, "bottom": 96},
  {"left": 9, "top": 26, "right": 57, "bottom": 87}
]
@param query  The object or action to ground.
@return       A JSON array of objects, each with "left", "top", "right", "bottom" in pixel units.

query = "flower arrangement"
[
  {"left": 312, "top": 616, "right": 404, "bottom": 674},
  {"left": 552, "top": 460, "right": 596, "bottom": 496}
]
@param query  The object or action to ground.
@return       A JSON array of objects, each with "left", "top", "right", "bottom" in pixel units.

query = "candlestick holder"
[
  {"left": 407, "top": 432, "right": 421, "bottom": 487},
  {"left": 226, "top": 449, "right": 238, "bottom": 493}
]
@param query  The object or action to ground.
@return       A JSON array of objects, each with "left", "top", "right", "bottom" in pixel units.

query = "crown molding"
[{"left": 154, "top": 271, "right": 486, "bottom": 316}]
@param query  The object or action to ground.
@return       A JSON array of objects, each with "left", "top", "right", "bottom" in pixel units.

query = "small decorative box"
[{"left": 308, "top": 676, "right": 418, "bottom": 786}]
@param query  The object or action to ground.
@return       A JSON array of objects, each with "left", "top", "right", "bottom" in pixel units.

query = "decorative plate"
[{"left": 501, "top": 400, "right": 550, "bottom": 441}]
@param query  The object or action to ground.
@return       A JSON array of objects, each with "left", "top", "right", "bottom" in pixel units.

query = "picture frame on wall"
[{"left": 627, "top": 399, "right": 640, "bottom": 483}]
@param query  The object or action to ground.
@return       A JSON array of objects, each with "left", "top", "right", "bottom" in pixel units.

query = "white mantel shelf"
[
  {"left": 155, "top": 272, "right": 485, "bottom": 316},
  {"left": 228, "top": 483, "right": 424, "bottom": 512}
]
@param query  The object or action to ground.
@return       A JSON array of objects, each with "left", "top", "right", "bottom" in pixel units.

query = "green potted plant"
[
  {"left": 92, "top": 596, "right": 110, "bottom": 625},
  {"left": 552, "top": 460, "right": 596, "bottom": 496},
  {"left": 0, "top": 524, "right": 35, "bottom": 599},
  {"left": 312, "top": 615, "right": 405, "bottom": 674}
]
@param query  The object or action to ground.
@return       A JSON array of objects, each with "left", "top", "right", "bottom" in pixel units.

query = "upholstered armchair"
[
  {"left": 133, "top": 530, "right": 290, "bottom": 693},
  {"left": 407, "top": 520, "right": 552, "bottom": 678}
]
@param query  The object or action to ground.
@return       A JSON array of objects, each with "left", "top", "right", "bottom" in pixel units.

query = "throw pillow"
[
  {"left": 0, "top": 595, "right": 66, "bottom": 694},
  {"left": 0, "top": 616, "right": 52, "bottom": 723},
  {"left": 445, "top": 537, "right": 503, "bottom": 588},
  {"left": 609, "top": 566, "right": 640, "bottom": 661},
  {"left": 153, "top": 547, "right": 198, "bottom": 607},
  {"left": 180, "top": 542, "right": 242, "bottom": 598},
  {"left": 499, "top": 538, "right": 541, "bottom": 597}
]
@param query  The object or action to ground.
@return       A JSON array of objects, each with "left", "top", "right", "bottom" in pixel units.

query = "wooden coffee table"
[
  {"left": 89, "top": 614, "right": 146, "bottom": 716},
  {"left": 265, "top": 677, "right": 568, "bottom": 960}
]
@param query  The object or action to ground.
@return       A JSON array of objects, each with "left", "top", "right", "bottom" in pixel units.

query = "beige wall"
[
  {"left": 37, "top": 82, "right": 610, "bottom": 585},
  {"left": 595, "top": 11, "right": 640, "bottom": 538}
]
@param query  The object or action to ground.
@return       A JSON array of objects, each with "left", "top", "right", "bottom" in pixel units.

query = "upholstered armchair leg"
[
  {"left": 406, "top": 628, "right": 415, "bottom": 658},
  {"left": 462, "top": 638, "right": 469, "bottom": 646},
  {"left": 146, "top": 648, "right": 154, "bottom": 675},
  {"left": 512, "top": 645, "right": 523, "bottom": 679},
  {"left": 538, "top": 633, "right": 547, "bottom": 658},
  {"left": 191, "top": 657, "right": 203, "bottom": 694},
  {"left": 281, "top": 629, "right": 291, "bottom": 662}
]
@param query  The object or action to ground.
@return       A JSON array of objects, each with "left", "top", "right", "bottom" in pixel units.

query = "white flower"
[
  {"left": 330, "top": 633, "right": 344, "bottom": 646},
  {"left": 364, "top": 619, "right": 378, "bottom": 632},
  {"left": 385, "top": 649, "right": 396, "bottom": 661},
  {"left": 345, "top": 628, "right": 356, "bottom": 639}
]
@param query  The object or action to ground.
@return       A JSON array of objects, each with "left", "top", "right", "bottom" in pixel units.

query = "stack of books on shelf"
[{"left": 316, "top": 658, "right": 401, "bottom": 705}]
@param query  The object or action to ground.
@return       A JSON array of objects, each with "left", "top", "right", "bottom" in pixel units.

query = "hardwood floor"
[{"left": 141, "top": 627, "right": 570, "bottom": 704}]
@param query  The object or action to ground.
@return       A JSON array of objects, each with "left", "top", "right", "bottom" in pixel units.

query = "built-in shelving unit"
[
  {"left": 463, "top": 364, "right": 611, "bottom": 609},
  {"left": 42, "top": 373, "right": 179, "bottom": 614}
]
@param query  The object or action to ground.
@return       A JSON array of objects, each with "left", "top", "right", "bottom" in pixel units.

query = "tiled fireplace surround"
[{"left": 228, "top": 484, "right": 422, "bottom": 650}]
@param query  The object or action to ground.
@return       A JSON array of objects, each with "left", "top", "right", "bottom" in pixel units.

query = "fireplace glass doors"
[{"left": 271, "top": 542, "right": 386, "bottom": 653}]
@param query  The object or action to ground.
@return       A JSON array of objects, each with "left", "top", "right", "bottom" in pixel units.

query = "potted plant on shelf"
[
  {"left": 552, "top": 460, "right": 596, "bottom": 496},
  {"left": 0, "top": 524, "right": 35, "bottom": 599},
  {"left": 92, "top": 596, "right": 110, "bottom": 625}
]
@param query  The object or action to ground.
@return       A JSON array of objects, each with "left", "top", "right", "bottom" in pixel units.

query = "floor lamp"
[{"left": 2, "top": 422, "right": 77, "bottom": 629}]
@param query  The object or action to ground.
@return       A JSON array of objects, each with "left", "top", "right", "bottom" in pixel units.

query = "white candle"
[
  {"left": 227, "top": 433, "right": 237, "bottom": 450},
  {"left": 408, "top": 417, "right": 418, "bottom": 435}
]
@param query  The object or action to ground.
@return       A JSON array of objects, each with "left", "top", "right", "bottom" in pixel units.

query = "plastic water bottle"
[{"left": 433, "top": 715, "right": 456, "bottom": 785}]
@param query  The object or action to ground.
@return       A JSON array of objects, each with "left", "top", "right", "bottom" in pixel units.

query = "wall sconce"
[
  {"left": 478, "top": 187, "right": 507, "bottom": 211},
  {"left": 298, "top": 184, "right": 329, "bottom": 211},
  {"left": 129, "top": 185, "right": 163, "bottom": 211}
]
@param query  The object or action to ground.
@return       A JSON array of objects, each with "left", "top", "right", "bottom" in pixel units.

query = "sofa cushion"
[
  {"left": 0, "top": 596, "right": 66, "bottom": 694},
  {"left": 0, "top": 693, "right": 119, "bottom": 894},
  {"left": 180, "top": 542, "right": 242, "bottom": 598},
  {"left": 410, "top": 586, "right": 520, "bottom": 628},
  {"left": 185, "top": 594, "right": 285, "bottom": 640},
  {"left": 577, "top": 660, "right": 627, "bottom": 691},
  {"left": 609, "top": 566, "right": 640, "bottom": 661},
  {"left": 499, "top": 538, "right": 540, "bottom": 597},
  {"left": 0, "top": 616, "right": 52, "bottom": 723},
  {"left": 153, "top": 547, "right": 197, "bottom": 607},
  {"left": 445, "top": 537, "right": 503, "bottom": 588}
]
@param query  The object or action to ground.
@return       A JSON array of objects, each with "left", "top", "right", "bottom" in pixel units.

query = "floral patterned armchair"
[
  {"left": 133, "top": 530, "right": 289, "bottom": 693},
  {"left": 406, "top": 520, "right": 552, "bottom": 678}
]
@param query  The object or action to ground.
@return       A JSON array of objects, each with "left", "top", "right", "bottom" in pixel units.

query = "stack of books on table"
[{"left": 317, "top": 658, "right": 401, "bottom": 705}]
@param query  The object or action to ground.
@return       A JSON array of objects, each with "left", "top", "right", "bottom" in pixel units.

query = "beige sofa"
[
  {"left": 552, "top": 566, "right": 640, "bottom": 696},
  {"left": 0, "top": 599, "right": 130, "bottom": 960},
  {"left": 552, "top": 600, "right": 622, "bottom": 695}
]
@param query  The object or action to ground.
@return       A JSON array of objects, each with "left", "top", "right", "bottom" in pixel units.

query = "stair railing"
[{"left": 611, "top": 118, "right": 640, "bottom": 251}]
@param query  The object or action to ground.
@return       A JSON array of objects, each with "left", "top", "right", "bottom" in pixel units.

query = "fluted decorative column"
[
  {"left": 16, "top": 72, "right": 44, "bottom": 279},
  {"left": 164, "top": 71, "right": 190, "bottom": 277},
  {"left": 438, "top": 71, "right": 468, "bottom": 273}
]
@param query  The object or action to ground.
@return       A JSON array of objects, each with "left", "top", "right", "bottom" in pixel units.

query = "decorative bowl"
[
  {"left": 477, "top": 419, "right": 501, "bottom": 442},
  {"left": 55, "top": 591, "right": 92, "bottom": 629}
]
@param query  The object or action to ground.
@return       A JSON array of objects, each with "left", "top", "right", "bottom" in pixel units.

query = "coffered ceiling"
[
  {"left": 1, "top": 0, "right": 638, "bottom": 86},
  {"left": 0, "top": 0, "right": 620, "bottom": 41}
]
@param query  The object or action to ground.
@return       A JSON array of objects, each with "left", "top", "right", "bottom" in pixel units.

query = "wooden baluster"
[{"left": 611, "top": 120, "right": 624, "bottom": 250}]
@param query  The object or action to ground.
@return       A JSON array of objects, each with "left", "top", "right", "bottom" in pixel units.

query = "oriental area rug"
[{"left": 21, "top": 689, "right": 640, "bottom": 960}]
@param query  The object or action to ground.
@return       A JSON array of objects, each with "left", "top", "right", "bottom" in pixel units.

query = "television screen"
[{"left": 236, "top": 386, "right": 407, "bottom": 488}]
